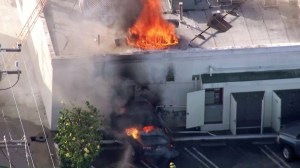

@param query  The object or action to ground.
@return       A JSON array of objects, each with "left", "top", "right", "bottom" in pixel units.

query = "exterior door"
[
  {"left": 186, "top": 90, "right": 205, "bottom": 129},
  {"left": 272, "top": 92, "right": 281, "bottom": 132},
  {"left": 230, "top": 94, "right": 237, "bottom": 135}
]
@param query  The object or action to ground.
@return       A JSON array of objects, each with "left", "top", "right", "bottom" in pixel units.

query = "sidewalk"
[{"left": 0, "top": 1, "right": 58, "bottom": 167}]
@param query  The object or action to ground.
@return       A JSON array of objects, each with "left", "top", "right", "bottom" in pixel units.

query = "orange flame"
[
  {"left": 127, "top": 0, "right": 178, "bottom": 50},
  {"left": 142, "top": 126, "right": 155, "bottom": 133},
  {"left": 125, "top": 127, "right": 140, "bottom": 140}
]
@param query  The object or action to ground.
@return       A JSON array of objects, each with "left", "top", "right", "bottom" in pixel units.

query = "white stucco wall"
[
  {"left": 15, "top": 0, "right": 300, "bottom": 131},
  {"left": 15, "top": 0, "right": 55, "bottom": 129},
  {"left": 203, "top": 78, "right": 300, "bottom": 131},
  {"left": 49, "top": 45, "right": 300, "bottom": 131}
]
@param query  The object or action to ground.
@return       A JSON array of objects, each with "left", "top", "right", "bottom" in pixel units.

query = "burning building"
[{"left": 14, "top": 0, "right": 300, "bottom": 136}]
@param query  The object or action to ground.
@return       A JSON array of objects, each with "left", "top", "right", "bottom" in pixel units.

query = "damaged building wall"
[{"left": 49, "top": 45, "right": 300, "bottom": 130}]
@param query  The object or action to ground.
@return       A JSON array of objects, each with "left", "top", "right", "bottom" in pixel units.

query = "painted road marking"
[
  {"left": 199, "top": 142, "right": 227, "bottom": 147},
  {"left": 260, "top": 147, "right": 285, "bottom": 168},
  {"left": 228, "top": 146, "right": 244, "bottom": 156},
  {"left": 252, "top": 141, "right": 275, "bottom": 145},
  {"left": 101, "top": 146, "right": 125, "bottom": 151},
  {"left": 263, "top": 145, "right": 292, "bottom": 168},
  {"left": 184, "top": 147, "right": 210, "bottom": 168},
  {"left": 182, "top": 151, "right": 202, "bottom": 165},
  {"left": 140, "top": 160, "right": 152, "bottom": 168},
  {"left": 235, "top": 146, "right": 246, "bottom": 155},
  {"left": 192, "top": 147, "right": 220, "bottom": 168},
  {"left": 152, "top": 164, "right": 159, "bottom": 168}
]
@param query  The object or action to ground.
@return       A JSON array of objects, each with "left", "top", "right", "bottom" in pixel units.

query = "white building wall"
[
  {"left": 49, "top": 46, "right": 300, "bottom": 130},
  {"left": 203, "top": 79, "right": 300, "bottom": 131},
  {"left": 15, "top": 0, "right": 55, "bottom": 129},
  {"left": 14, "top": 0, "right": 300, "bottom": 131}
]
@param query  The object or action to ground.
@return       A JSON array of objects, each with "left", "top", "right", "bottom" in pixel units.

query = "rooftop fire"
[{"left": 127, "top": 0, "right": 179, "bottom": 50}]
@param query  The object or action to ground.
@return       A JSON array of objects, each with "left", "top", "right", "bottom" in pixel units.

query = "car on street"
[
  {"left": 277, "top": 122, "right": 300, "bottom": 161},
  {"left": 128, "top": 126, "right": 179, "bottom": 167}
]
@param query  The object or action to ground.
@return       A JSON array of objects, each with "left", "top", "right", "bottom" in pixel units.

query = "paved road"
[{"left": 95, "top": 140, "right": 300, "bottom": 168}]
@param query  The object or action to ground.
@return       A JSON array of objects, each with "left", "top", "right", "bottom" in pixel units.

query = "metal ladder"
[{"left": 3, "top": 0, "right": 47, "bottom": 69}]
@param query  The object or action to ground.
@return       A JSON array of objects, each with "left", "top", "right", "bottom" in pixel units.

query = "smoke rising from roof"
[
  {"left": 52, "top": 55, "right": 162, "bottom": 131},
  {"left": 79, "top": 0, "right": 142, "bottom": 32}
]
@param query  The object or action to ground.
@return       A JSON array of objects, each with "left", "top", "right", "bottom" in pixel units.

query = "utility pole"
[
  {"left": 2, "top": 0, "right": 47, "bottom": 70},
  {"left": 0, "top": 110, "right": 31, "bottom": 168},
  {"left": 0, "top": 1, "right": 48, "bottom": 167},
  {"left": 0, "top": 43, "right": 22, "bottom": 52},
  {"left": 0, "top": 44, "right": 22, "bottom": 83}
]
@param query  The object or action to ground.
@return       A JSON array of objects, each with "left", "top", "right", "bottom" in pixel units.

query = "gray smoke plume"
[{"left": 79, "top": 0, "right": 142, "bottom": 31}]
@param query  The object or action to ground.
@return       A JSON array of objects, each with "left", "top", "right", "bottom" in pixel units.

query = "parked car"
[
  {"left": 110, "top": 98, "right": 179, "bottom": 166},
  {"left": 128, "top": 127, "right": 179, "bottom": 167},
  {"left": 276, "top": 122, "right": 300, "bottom": 161}
]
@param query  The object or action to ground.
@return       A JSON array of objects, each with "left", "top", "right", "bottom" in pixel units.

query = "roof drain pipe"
[
  {"left": 194, "top": 76, "right": 198, "bottom": 90},
  {"left": 209, "top": 65, "right": 214, "bottom": 77},
  {"left": 192, "top": 75, "right": 203, "bottom": 90},
  {"left": 179, "top": 2, "right": 183, "bottom": 22},
  {"left": 199, "top": 75, "right": 203, "bottom": 90}
]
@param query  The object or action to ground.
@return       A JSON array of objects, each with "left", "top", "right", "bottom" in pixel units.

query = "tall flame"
[{"left": 127, "top": 0, "right": 178, "bottom": 50}]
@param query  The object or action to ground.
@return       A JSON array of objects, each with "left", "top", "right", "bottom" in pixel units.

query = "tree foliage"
[{"left": 54, "top": 101, "right": 103, "bottom": 168}]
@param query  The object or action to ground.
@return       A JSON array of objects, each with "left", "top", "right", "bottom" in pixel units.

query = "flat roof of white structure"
[{"left": 44, "top": 0, "right": 300, "bottom": 57}]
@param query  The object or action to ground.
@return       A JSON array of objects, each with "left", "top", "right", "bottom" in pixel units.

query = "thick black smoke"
[{"left": 108, "top": 58, "right": 162, "bottom": 133}]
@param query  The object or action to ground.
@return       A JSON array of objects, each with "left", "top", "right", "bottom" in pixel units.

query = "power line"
[
  {"left": 3, "top": 136, "right": 12, "bottom": 168},
  {"left": 0, "top": 52, "right": 35, "bottom": 168},
  {"left": 0, "top": 148, "right": 16, "bottom": 168},
  {"left": 2, "top": 110, "right": 13, "bottom": 140},
  {"left": 0, "top": 72, "right": 21, "bottom": 91},
  {"left": 20, "top": 47, "right": 56, "bottom": 168},
  {"left": 0, "top": 0, "right": 50, "bottom": 167},
  {"left": 1, "top": 0, "right": 55, "bottom": 166}
]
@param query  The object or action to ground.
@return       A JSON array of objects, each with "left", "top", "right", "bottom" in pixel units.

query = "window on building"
[
  {"left": 205, "top": 88, "right": 223, "bottom": 105},
  {"left": 204, "top": 88, "right": 223, "bottom": 124}
]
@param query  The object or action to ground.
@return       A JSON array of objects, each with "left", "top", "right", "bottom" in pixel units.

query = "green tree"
[{"left": 54, "top": 101, "right": 103, "bottom": 168}]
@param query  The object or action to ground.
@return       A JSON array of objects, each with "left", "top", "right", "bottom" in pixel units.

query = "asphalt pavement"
[{"left": 96, "top": 138, "right": 300, "bottom": 168}]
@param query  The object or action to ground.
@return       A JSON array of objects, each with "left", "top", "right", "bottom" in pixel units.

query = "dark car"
[
  {"left": 128, "top": 127, "right": 179, "bottom": 167},
  {"left": 277, "top": 122, "right": 300, "bottom": 161}
]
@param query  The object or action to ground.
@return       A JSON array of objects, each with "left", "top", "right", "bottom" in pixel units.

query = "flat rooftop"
[{"left": 44, "top": 0, "right": 300, "bottom": 57}]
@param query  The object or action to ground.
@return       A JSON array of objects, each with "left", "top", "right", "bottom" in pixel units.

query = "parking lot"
[
  {"left": 173, "top": 140, "right": 300, "bottom": 168},
  {"left": 95, "top": 139, "right": 300, "bottom": 168}
]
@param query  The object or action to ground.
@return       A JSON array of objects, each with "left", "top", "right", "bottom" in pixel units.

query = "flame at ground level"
[
  {"left": 125, "top": 126, "right": 156, "bottom": 140},
  {"left": 143, "top": 125, "right": 155, "bottom": 133},
  {"left": 125, "top": 127, "right": 140, "bottom": 140},
  {"left": 127, "top": 0, "right": 178, "bottom": 50}
]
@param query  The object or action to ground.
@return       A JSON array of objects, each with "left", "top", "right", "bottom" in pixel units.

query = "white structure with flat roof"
[{"left": 14, "top": 0, "right": 300, "bottom": 134}]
